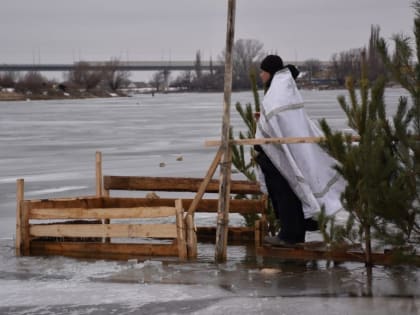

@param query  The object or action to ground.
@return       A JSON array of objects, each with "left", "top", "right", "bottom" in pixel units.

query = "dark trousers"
[{"left": 256, "top": 150, "right": 306, "bottom": 243}]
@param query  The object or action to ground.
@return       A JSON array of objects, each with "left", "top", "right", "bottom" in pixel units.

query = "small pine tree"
[
  {"left": 319, "top": 52, "right": 415, "bottom": 265},
  {"left": 374, "top": 0, "right": 420, "bottom": 246}
]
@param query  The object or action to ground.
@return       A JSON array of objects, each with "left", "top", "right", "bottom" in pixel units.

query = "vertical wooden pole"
[
  {"left": 215, "top": 0, "right": 236, "bottom": 262},
  {"left": 175, "top": 199, "right": 187, "bottom": 260},
  {"left": 186, "top": 213, "right": 196, "bottom": 259},
  {"left": 95, "top": 151, "right": 102, "bottom": 197},
  {"left": 96, "top": 151, "right": 110, "bottom": 243},
  {"left": 22, "top": 202, "right": 30, "bottom": 256},
  {"left": 15, "top": 179, "right": 24, "bottom": 256}
]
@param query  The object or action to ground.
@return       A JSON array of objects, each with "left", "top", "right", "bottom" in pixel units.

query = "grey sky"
[{"left": 0, "top": 0, "right": 414, "bottom": 64}]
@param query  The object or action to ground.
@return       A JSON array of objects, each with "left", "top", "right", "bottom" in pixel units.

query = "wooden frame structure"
[
  {"left": 16, "top": 179, "right": 188, "bottom": 260},
  {"left": 102, "top": 175, "right": 267, "bottom": 258},
  {"left": 15, "top": 151, "right": 267, "bottom": 261}
]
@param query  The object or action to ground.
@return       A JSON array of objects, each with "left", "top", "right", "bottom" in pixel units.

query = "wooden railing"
[{"left": 16, "top": 182, "right": 188, "bottom": 260}]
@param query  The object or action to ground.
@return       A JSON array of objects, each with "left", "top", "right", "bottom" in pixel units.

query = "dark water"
[{"left": 0, "top": 89, "right": 418, "bottom": 314}]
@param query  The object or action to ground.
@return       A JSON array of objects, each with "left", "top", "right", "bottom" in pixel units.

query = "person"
[{"left": 254, "top": 54, "right": 345, "bottom": 246}]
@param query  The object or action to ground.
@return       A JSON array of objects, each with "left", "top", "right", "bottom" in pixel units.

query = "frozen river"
[{"left": 0, "top": 89, "right": 418, "bottom": 314}]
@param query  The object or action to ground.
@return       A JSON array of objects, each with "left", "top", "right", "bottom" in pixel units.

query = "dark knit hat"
[{"left": 260, "top": 55, "right": 284, "bottom": 76}]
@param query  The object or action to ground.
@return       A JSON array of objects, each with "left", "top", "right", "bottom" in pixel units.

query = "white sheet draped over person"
[
  {"left": 256, "top": 68, "right": 345, "bottom": 219},
  {"left": 254, "top": 54, "right": 345, "bottom": 246}
]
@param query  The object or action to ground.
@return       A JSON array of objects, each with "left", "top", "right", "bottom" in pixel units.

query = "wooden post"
[
  {"left": 22, "top": 202, "right": 31, "bottom": 256},
  {"left": 15, "top": 179, "right": 24, "bottom": 256},
  {"left": 254, "top": 220, "right": 261, "bottom": 248},
  {"left": 175, "top": 199, "right": 187, "bottom": 260},
  {"left": 186, "top": 213, "right": 197, "bottom": 259},
  {"left": 96, "top": 151, "right": 103, "bottom": 197},
  {"left": 215, "top": 0, "right": 236, "bottom": 262},
  {"left": 96, "top": 151, "right": 110, "bottom": 243}
]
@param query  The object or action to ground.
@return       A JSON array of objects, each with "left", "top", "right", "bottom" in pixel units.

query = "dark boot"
[{"left": 304, "top": 218, "right": 319, "bottom": 231}]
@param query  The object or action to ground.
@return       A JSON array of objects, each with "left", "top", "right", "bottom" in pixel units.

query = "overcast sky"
[{"left": 0, "top": 0, "right": 414, "bottom": 64}]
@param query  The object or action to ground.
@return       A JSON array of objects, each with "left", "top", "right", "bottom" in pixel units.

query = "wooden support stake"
[
  {"left": 185, "top": 147, "right": 222, "bottom": 259},
  {"left": 22, "top": 202, "right": 30, "bottom": 256},
  {"left": 96, "top": 151, "right": 110, "bottom": 243},
  {"left": 215, "top": 0, "right": 236, "bottom": 262},
  {"left": 187, "top": 147, "right": 223, "bottom": 216},
  {"left": 15, "top": 179, "right": 24, "bottom": 256},
  {"left": 95, "top": 151, "right": 103, "bottom": 197},
  {"left": 175, "top": 199, "right": 187, "bottom": 260},
  {"left": 186, "top": 213, "right": 197, "bottom": 259}
]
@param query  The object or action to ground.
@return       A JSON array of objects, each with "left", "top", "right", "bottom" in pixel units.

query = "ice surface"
[{"left": 0, "top": 90, "right": 418, "bottom": 314}]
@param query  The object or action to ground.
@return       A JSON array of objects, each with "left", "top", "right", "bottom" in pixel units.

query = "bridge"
[
  {"left": 0, "top": 60, "right": 316, "bottom": 72},
  {"left": 0, "top": 61, "right": 222, "bottom": 72}
]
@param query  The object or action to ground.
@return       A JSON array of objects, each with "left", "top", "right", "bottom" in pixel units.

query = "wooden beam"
[
  {"left": 103, "top": 176, "right": 261, "bottom": 195},
  {"left": 26, "top": 197, "right": 263, "bottom": 215},
  {"left": 205, "top": 135, "right": 361, "bottom": 147},
  {"left": 25, "top": 197, "right": 104, "bottom": 210},
  {"left": 29, "top": 206, "right": 177, "bottom": 220},
  {"left": 30, "top": 241, "right": 179, "bottom": 260},
  {"left": 29, "top": 223, "right": 178, "bottom": 239},
  {"left": 256, "top": 246, "right": 420, "bottom": 266},
  {"left": 187, "top": 147, "right": 223, "bottom": 216},
  {"left": 103, "top": 197, "right": 264, "bottom": 214},
  {"left": 15, "top": 179, "right": 24, "bottom": 256}
]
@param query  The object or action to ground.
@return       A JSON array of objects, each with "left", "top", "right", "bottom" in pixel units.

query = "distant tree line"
[
  {"left": 0, "top": 29, "right": 398, "bottom": 97},
  {"left": 0, "top": 58, "right": 130, "bottom": 98},
  {"left": 165, "top": 29, "right": 389, "bottom": 92}
]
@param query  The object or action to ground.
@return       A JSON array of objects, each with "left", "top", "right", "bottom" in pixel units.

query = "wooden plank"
[
  {"left": 28, "top": 199, "right": 263, "bottom": 217},
  {"left": 102, "top": 197, "right": 264, "bottom": 214},
  {"left": 29, "top": 206, "right": 176, "bottom": 219},
  {"left": 26, "top": 197, "right": 263, "bottom": 218},
  {"left": 26, "top": 197, "right": 104, "bottom": 210},
  {"left": 16, "top": 179, "right": 24, "bottom": 256},
  {"left": 29, "top": 223, "right": 178, "bottom": 238},
  {"left": 256, "top": 246, "right": 420, "bottom": 266},
  {"left": 103, "top": 176, "right": 261, "bottom": 195},
  {"left": 30, "top": 241, "right": 179, "bottom": 260},
  {"left": 205, "top": 135, "right": 361, "bottom": 147}
]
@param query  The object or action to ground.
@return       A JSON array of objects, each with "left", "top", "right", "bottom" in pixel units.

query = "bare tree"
[
  {"left": 0, "top": 71, "right": 18, "bottom": 88},
  {"left": 330, "top": 48, "right": 363, "bottom": 86},
  {"left": 149, "top": 70, "right": 166, "bottom": 92},
  {"left": 303, "top": 59, "right": 323, "bottom": 81},
  {"left": 171, "top": 70, "right": 192, "bottom": 89},
  {"left": 194, "top": 50, "right": 202, "bottom": 80},
  {"left": 367, "top": 25, "right": 385, "bottom": 81},
  {"left": 102, "top": 58, "right": 131, "bottom": 91},
  {"left": 231, "top": 39, "right": 265, "bottom": 89},
  {"left": 15, "top": 71, "right": 47, "bottom": 94},
  {"left": 68, "top": 61, "right": 103, "bottom": 90}
]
